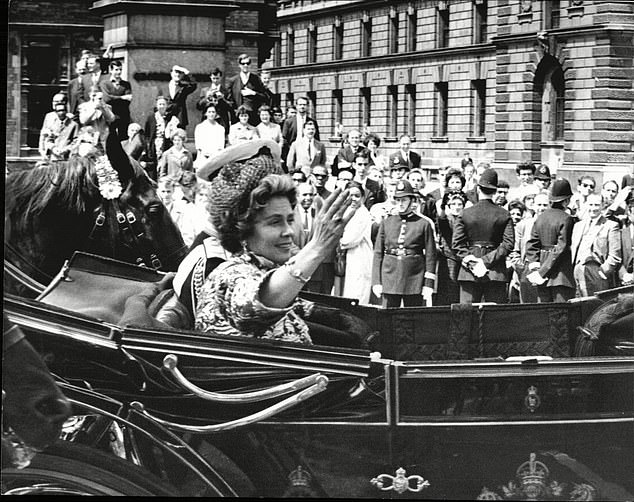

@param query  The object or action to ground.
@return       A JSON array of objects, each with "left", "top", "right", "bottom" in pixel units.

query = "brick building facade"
[
  {"left": 6, "top": 0, "right": 278, "bottom": 168},
  {"left": 266, "top": 0, "right": 634, "bottom": 185}
]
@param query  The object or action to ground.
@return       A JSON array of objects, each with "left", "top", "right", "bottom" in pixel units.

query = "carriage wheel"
[{"left": 1, "top": 441, "right": 180, "bottom": 496}]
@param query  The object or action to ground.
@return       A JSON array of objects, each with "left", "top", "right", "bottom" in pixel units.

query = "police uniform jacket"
[
  {"left": 452, "top": 199, "right": 514, "bottom": 283},
  {"left": 372, "top": 212, "right": 437, "bottom": 295},
  {"left": 525, "top": 207, "right": 575, "bottom": 288}
]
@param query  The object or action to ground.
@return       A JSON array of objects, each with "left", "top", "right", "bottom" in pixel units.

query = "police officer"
[
  {"left": 372, "top": 180, "right": 436, "bottom": 308},
  {"left": 452, "top": 168, "right": 515, "bottom": 303},
  {"left": 525, "top": 179, "right": 576, "bottom": 302}
]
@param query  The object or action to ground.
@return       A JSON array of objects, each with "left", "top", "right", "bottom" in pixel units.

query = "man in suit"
[
  {"left": 260, "top": 69, "right": 280, "bottom": 108},
  {"left": 352, "top": 151, "right": 386, "bottom": 210},
  {"left": 100, "top": 60, "right": 132, "bottom": 140},
  {"left": 619, "top": 192, "right": 634, "bottom": 286},
  {"left": 331, "top": 129, "right": 365, "bottom": 176},
  {"left": 281, "top": 96, "right": 319, "bottom": 162},
  {"left": 452, "top": 168, "right": 515, "bottom": 304},
  {"left": 372, "top": 180, "right": 436, "bottom": 307},
  {"left": 525, "top": 179, "right": 576, "bottom": 303},
  {"left": 570, "top": 193, "right": 621, "bottom": 296},
  {"left": 510, "top": 192, "right": 549, "bottom": 303},
  {"left": 291, "top": 182, "right": 335, "bottom": 294},
  {"left": 226, "top": 54, "right": 267, "bottom": 126},
  {"left": 78, "top": 54, "right": 110, "bottom": 105},
  {"left": 196, "top": 67, "right": 233, "bottom": 135},
  {"left": 164, "top": 64, "right": 197, "bottom": 130},
  {"left": 67, "top": 59, "right": 87, "bottom": 118},
  {"left": 286, "top": 119, "right": 326, "bottom": 177},
  {"left": 388, "top": 134, "right": 421, "bottom": 172}
]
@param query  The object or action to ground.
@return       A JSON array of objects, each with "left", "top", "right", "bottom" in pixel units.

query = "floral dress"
[{"left": 195, "top": 252, "right": 314, "bottom": 344}]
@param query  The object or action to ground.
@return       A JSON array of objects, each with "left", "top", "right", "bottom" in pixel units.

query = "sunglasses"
[
  {"left": 240, "top": 61, "right": 251, "bottom": 65},
  {"left": 313, "top": 174, "right": 327, "bottom": 178},
  {"left": 582, "top": 183, "right": 595, "bottom": 188}
]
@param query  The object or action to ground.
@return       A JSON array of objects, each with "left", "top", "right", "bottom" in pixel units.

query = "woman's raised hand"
[{"left": 309, "top": 187, "right": 357, "bottom": 252}]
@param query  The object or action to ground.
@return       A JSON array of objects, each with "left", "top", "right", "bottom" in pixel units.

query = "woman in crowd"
[
  {"left": 364, "top": 133, "right": 388, "bottom": 172},
  {"left": 194, "top": 143, "right": 355, "bottom": 344},
  {"left": 228, "top": 105, "right": 260, "bottom": 145},
  {"left": 435, "top": 167, "right": 471, "bottom": 216},
  {"left": 145, "top": 96, "right": 179, "bottom": 179},
  {"left": 338, "top": 181, "right": 373, "bottom": 304},
  {"left": 255, "top": 105, "right": 283, "bottom": 149},
  {"left": 435, "top": 191, "right": 467, "bottom": 305},
  {"left": 158, "top": 129, "right": 193, "bottom": 179}
]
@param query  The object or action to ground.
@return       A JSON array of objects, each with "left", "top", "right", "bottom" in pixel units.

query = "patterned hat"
[
  {"left": 207, "top": 141, "right": 284, "bottom": 230},
  {"left": 196, "top": 139, "right": 282, "bottom": 182},
  {"left": 535, "top": 164, "right": 551, "bottom": 180},
  {"left": 394, "top": 180, "right": 418, "bottom": 198}
]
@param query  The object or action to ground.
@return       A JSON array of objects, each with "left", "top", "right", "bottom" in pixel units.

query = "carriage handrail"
[
  {"left": 163, "top": 353, "right": 326, "bottom": 403},
  {"left": 129, "top": 375, "right": 329, "bottom": 433}
]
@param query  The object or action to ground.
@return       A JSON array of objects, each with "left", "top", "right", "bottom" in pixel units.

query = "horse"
[
  {"left": 2, "top": 315, "right": 72, "bottom": 468},
  {"left": 5, "top": 130, "right": 188, "bottom": 296}
]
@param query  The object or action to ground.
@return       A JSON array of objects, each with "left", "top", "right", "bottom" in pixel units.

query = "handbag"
[
  {"left": 334, "top": 245, "right": 347, "bottom": 277},
  {"left": 37, "top": 251, "right": 166, "bottom": 324}
]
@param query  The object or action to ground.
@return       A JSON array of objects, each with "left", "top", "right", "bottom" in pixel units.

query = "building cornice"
[
  {"left": 270, "top": 42, "right": 494, "bottom": 76},
  {"left": 9, "top": 22, "right": 103, "bottom": 29},
  {"left": 492, "top": 23, "right": 634, "bottom": 45},
  {"left": 277, "top": 0, "right": 379, "bottom": 21}
]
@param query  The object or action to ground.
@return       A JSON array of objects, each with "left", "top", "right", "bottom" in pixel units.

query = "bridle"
[{"left": 87, "top": 199, "right": 164, "bottom": 270}]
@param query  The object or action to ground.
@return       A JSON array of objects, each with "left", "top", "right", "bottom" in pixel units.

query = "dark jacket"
[
  {"left": 525, "top": 207, "right": 575, "bottom": 288},
  {"left": 226, "top": 72, "right": 267, "bottom": 113},
  {"left": 372, "top": 212, "right": 437, "bottom": 294},
  {"left": 163, "top": 75, "right": 197, "bottom": 128},
  {"left": 452, "top": 199, "right": 515, "bottom": 283},
  {"left": 388, "top": 150, "right": 421, "bottom": 170},
  {"left": 363, "top": 178, "right": 386, "bottom": 210},
  {"left": 331, "top": 144, "right": 364, "bottom": 177},
  {"left": 100, "top": 78, "right": 132, "bottom": 123}
]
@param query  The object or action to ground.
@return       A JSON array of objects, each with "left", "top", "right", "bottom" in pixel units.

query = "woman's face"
[
  {"left": 367, "top": 139, "right": 378, "bottom": 152},
  {"left": 509, "top": 208, "right": 523, "bottom": 224},
  {"left": 259, "top": 110, "right": 271, "bottom": 124},
  {"left": 447, "top": 199, "right": 464, "bottom": 217},
  {"left": 447, "top": 176, "right": 463, "bottom": 191},
  {"left": 349, "top": 187, "right": 364, "bottom": 209},
  {"left": 239, "top": 113, "right": 249, "bottom": 125},
  {"left": 172, "top": 135, "right": 184, "bottom": 148},
  {"left": 246, "top": 196, "right": 295, "bottom": 265}
]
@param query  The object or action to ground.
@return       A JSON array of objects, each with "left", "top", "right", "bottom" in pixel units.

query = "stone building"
[
  {"left": 6, "top": 0, "right": 279, "bottom": 169},
  {"left": 266, "top": 0, "right": 634, "bottom": 185}
]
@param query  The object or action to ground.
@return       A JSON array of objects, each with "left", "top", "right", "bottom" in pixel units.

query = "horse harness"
[{"left": 88, "top": 199, "right": 163, "bottom": 270}]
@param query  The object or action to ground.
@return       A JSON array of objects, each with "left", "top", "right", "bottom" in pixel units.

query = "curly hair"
[
  {"left": 217, "top": 174, "right": 296, "bottom": 253},
  {"left": 444, "top": 167, "right": 466, "bottom": 189}
]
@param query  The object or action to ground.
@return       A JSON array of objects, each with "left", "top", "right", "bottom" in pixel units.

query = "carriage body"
[{"left": 3, "top": 272, "right": 633, "bottom": 498}]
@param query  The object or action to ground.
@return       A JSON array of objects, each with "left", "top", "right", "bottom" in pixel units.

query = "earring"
[{"left": 240, "top": 240, "right": 249, "bottom": 254}]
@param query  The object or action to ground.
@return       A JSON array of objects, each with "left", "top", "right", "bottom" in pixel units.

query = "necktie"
[
  {"left": 307, "top": 141, "right": 312, "bottom": 161},
  {"left": 303, "top": 210, "right": 310, "bottom": 232}
]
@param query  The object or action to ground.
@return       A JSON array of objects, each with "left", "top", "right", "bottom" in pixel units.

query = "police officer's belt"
[
  {"left": 470, "top": 241, "right": 496, "bottom": 250},
  {"left": 386, "top": 248, "right": 422, "bottom": 256}
]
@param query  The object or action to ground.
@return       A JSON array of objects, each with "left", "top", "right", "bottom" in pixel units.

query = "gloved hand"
[
  {"left": 119, "top": 273, "right": 175, "bottom": 329},
  {"left": 422, "top": 286, "right": 434, "bottom": 306},
  {"left": 372, "top": 284, "right": 383, "bottom": 298},
  {"left": 527, "top": 270, "right": 547, "bottom": 286}
]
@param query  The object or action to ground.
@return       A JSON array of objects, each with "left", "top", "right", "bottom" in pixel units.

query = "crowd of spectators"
[{"left": 39, "top": 50, "right": 634, "bottom": 306}]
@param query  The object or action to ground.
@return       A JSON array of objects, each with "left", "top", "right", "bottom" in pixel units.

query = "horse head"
[
  {"left": 95, "top": 132, "right": 188, "bottom": 271},
  {"left": 2, "top": 316, "right": 72, "bottom": 467},
  {"left": 4, "top": 129, "right": 187, "bottom": 295}
]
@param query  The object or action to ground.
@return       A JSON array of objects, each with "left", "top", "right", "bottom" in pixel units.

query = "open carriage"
[{"left": 3, "top": 252, "right": 633, "bottom": 499}]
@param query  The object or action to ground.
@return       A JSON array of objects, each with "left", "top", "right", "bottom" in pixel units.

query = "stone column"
[{"left": 91, "top": 0, "right": 239, "bottom": 138}]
